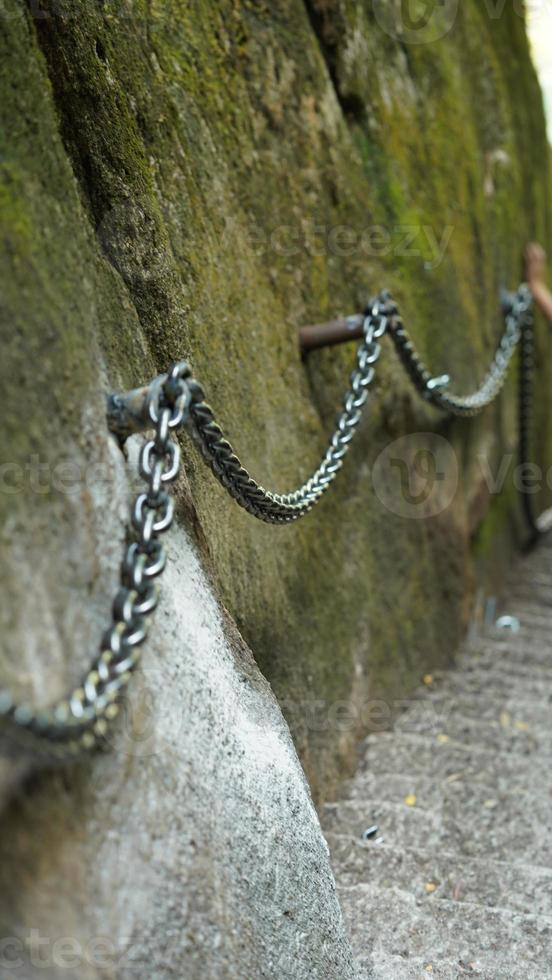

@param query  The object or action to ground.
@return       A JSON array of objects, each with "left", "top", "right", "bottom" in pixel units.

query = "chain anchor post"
[
  {"left": 299, "top": 314, "right": 365, "bottom": 353},
  {"left": 107, "top": 376, "right": 166, "bottom": 442}
]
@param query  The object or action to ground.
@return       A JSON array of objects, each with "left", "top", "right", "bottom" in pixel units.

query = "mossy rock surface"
[
  {"left": 1, "top": 3, "right": 552, "bottom": 975},
  {"left": 0, "top": 0, "right": 551, "bottom": 802}
]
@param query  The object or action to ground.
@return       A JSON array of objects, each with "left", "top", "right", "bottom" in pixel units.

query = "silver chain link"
[
  {"left": 0, "top": 286, "right": 538, "bottom": 757},
  {"left": 185, "top": 299, "right": 387, "bottom": 522},
  {"left": 517, "top": 304, "right": 540, "bottom": 537},
  {"left": 385, "top": 284, "right": 533, "bottom": 416},
  {"left": 0, "top": 363, "right": 191, "bottom": 758}
]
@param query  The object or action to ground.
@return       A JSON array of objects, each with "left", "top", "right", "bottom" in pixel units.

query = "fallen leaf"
[
  {"left": 404, "top": 794, "right": 417, "bottom": 807},
  {"left": 425, "top": 966, "right": 434, "bottom": 973},
  {"left": 425, "top": 881, "right": 437, "bottom": 894},
  {"left": 437, "top": 734, "right": 450, "bottom": 744},
  {"left": 484, "top": 799, "right": 498, "bottom": 809},
  {"left": 423, "top": 674, "right": 434, "bottom": 686},
  {"left": 514, "top": 720, "right": 529, "bottom": 732},
  {"left": 499, "top": 711, "right": 512, "bottom": 728}
]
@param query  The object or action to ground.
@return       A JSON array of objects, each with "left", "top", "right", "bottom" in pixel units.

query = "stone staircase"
[{"left": 322, "top": 539, "right": 552, "bottom": 979}]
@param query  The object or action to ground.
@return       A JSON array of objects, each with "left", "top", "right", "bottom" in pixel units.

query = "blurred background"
[{"left": 527, "top": 2, "right": 552, "bottom": 138}]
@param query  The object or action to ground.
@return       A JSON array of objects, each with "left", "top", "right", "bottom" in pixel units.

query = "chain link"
[
  {"left": 385, "top": 285, "right": 533, "bottom": 416},
  {"left": 185, "top": 297, "right": 387, "bottom": 522},
  {"left": 517, "top": 306, "right": 541, "bottom": 537},
  {"left": 0, "top": 285, "right": 540, "bottom": 757},
  {"left": 0, "top": 362, "right": 191, "bottom": 758}
]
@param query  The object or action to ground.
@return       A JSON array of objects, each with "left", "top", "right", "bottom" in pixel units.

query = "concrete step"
[
  {"left": 458, "top": 639, "right": 552, "bottom": 672},
  {"left": 452, "top": 640, "right": 552, "bottom": 671},
  {"left": 356, "top": 732, "right": 547, "bottom": 792},
  {"left": 393, "top": 700, "right": 550, "bottom": 753},
  {"left": 417, "top": 667, "right": 552, "bottom": 702},
  {"left": 500, "top": 599, "right": 552, "bottom": 618},
  {"left": 337, "top": 768, "right": 552, "bottom": 817},
  {"left": 326, "top": 540, "right": 552, "bottom": 979},
  {"left": 322, "top": 790, "right": 552, "bottom": 865},
  {"left": 356, "top": 951, "right": 513, "bottom": 979},
  {"left": 325, "top": 835, "right": 552, "bottom": 919},
  {"left": 458, "top": 644, "right": 552, "bottom": 676},
  {"left": 395, "top": 688, "right": 551, "bottom": 730},
  {"left": 504, "top": 590, "right": 552, "bottom": 605},
  {"left": 493, "top": 603, "right": 552, "bottom": 622},
  {"left": 339, "top": 883, "right": 552, "bottom": 979}
]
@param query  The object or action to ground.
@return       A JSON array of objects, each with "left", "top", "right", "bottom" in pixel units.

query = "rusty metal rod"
[
  {"left": 107, "top": 314, "right": 368, "bottom": 441},
  {"left": 106, "top": 376, "right": 164, "bottom": 442},
  {"left": 299, "top": 314, "right": 364, "bottom": 354}
]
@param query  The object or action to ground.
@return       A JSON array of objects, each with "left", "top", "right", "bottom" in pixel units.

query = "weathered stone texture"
[
  {"left": 0, "top": 1, "right": 551, "bottom": 976},
  {"left": 0, "top": 509, "right": 356, "bottom": 978}
]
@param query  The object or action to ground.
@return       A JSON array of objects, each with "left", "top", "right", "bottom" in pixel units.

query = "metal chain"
[
  {"left": 0, "top": 302, "right": 387, "bottom": 754},
  {"left": 0, "top": 285, "right": 540, "bottom": 757},
  {"left": 184, "top": 298, "right": 387, "bottom": 522},
  {"left": 385, "top": 285, "right": 533, "bottom": 416},
  {"left": 0, "top": 363, "right": 191, "bottom": 758},
  {"left": 518, "top": 306, "right": 540, "bottom": 538}
]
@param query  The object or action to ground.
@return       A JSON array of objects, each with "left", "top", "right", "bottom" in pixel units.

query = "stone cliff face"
[
  {"left": 0, "top": 2, "right": 550, "bottom": 976},
  {"left": 0, "top": 512, "right": 357, "bottom": 978}
]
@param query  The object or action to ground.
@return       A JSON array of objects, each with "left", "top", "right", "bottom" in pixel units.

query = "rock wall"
[
  {"left": 0, "top": 1, "right": 551, "bottom": 976},
  {"left": 0, "top": 499, "right": 356, "bottom": 978}
]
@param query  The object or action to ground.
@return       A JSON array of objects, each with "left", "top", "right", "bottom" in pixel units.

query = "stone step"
[
  {"left": 393, "top": 688, "right": 551, "bottom": 732},
  {"left": 356, "top": 732, "right": 547, "bottom": 792},
  {"left": 494, "top": 603, "right": 552, "bottom": 622},
  {"left": 322, "top": 794, "right": 552, "bottom": 865},
  {"left": 418, "top": 667, "right": 552, "bottom": 702},
  {"left": 458, "top": 639, "right": 552, "bottom": 672},
  {"left": 496, "top": 603, "right": 552, "bottom": 622},
  {"left": 329, "top": 771, "right": 552, "bottom": 864},
  {"left": 325, "top": 835, "right": 552, "bottom": 919},
  {"left": 504, "top": 588, "right": 550, "bottom": 600},
  {"left": 326, "top": 541, "right": 552, "bottom": 978},
  {"left": 450, "top": 651, "right": 552, "bottom": 684},
  {"left": 356, "top": 950, "right": 537, "bottom": 979},
  {"left": 393, "top": 701, "right": 550, "bottom": 753},
  {"left": 468, "top": 627, "right": 552, "bottom": 650},
  {"left": 338, "top": 768, "right": 552, "bottom": 816},
  {"left": 338, "top": 883, "right": 552, "bottom": 979},
  {"left": 505, "top": 589, "right": 552, "bottom": 603}
]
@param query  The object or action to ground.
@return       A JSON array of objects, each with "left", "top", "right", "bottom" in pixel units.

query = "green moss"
[{"left": 0, "top": 0, "right": 550, "bottom": 799}]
